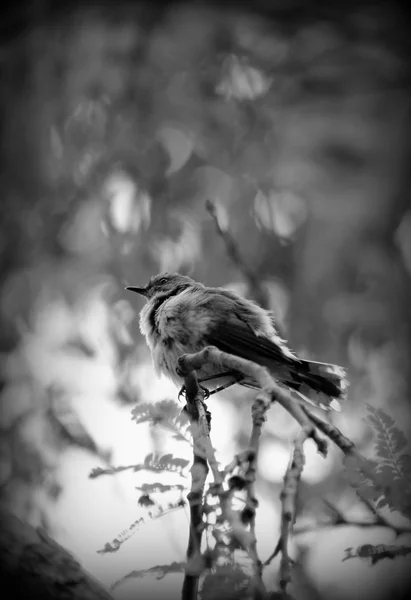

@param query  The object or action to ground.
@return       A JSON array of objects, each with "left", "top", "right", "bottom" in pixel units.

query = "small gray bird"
[{"left": 126, "top": 273, "right": 347, "bottom": 410}]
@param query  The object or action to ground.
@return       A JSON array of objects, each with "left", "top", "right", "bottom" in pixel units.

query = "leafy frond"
[
  {"left": 136, "top": 482, "right": 186, "bottom": 494},
  {"left": 111, "top": 562, "right": 186, "bottom": 591},
  {"left": 89, "top": 463, "right": 145, "bottom": 478},
  {"left": 343, "top": 543, "right": 411, "bottom": 565},
  {"left": 132, "top": 400, "right": 192, "bottom": 443},
  {"left": 366, "top": 404, "right": 407, "bottom": 460},
  {"left": 90, "top": 453, "right": 190, "bottom": 479},
  {"left": 363, "top": 405, "right": 411, "bottom": 518},
  {"left": 144, "top": 452, "right": 190, "bottom": 474},
  {"left": 97, "top": 517, "right": 145, "bottom": 554},
  {"left": 97, "top": 500, "right": 187, "bottom": 554},
  {"left": 132, "top": 400, "right": 182, "bottom": 424}
]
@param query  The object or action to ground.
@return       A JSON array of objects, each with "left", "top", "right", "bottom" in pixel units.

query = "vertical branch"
[
  {"left": 278, "top": 430, "right": 307, "bottom": 592},
  {"left": 182, "top": 372, "right": 209, "bottom": 600},
  {"left": 264, "top": 430, "right": 308, "bottom": 594},
  {"left": 206, "top": 199, "right": 270, "bottom": 309},
  {"left": 245, "top": 395, "right": 270, "bottom": 599}
]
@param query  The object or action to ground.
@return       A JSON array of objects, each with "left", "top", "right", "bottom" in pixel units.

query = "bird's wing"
[{"left": 205, "top": 318, "right": 298, "bottom": 370}]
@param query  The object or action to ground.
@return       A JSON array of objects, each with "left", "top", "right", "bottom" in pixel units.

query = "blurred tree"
[
  {"left": 0, "top": 509, "right": 114, "bottom": 600},
  {"left": 0, "top": 1, "right": 410, "bottom": 598}
]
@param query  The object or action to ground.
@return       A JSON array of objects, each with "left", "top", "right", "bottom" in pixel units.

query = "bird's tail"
[{"left": 287, "top": 359, "right": 348, "bottom": 411}]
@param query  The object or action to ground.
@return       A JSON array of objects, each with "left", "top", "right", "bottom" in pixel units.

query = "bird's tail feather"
[{"left": 287, "top": 359, "right": 348, "bottom": 411}]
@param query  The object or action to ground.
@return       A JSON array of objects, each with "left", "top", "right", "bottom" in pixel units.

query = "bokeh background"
[{"left": 1, "top": 1, "right": 411, "bottom": 599}]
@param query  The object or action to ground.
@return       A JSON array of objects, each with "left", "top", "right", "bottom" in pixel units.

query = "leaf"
[
  {"left": 343, "top": 544, "right": 411, "bottom": 565},
  {"left": 90, "top": 453, "right": 189, "bottom": 480},
  {"left": 364, "top": 405, "right": 411, "bottom": 516},
  {"left": 138, "top": 494, "right": 155, "bottom": 507},
  {"left": 142, "top": 453, "right": 190, "bottom": 474},
  {"left": 136, "top": 482, "right": 185, "bottom": 494},
  {"left": 343, "top": 455, "right": 390, "bottom": 510},
  {"left": 365, "top": 404, "right": 407, "bottom": 459},
  {"left": 383, "top": 478, "right": 411, "bottom": 519},
  {"left": 131, "top": 400, "right": 182, "bottom": 424},
  {"left": 111, "top": 562, "right": 186, "bottom": 591},
  {"left": 97, "top": 500, "right": 187, "bottom": 554},
  {"left": 132, "top": 400, "right": 191, "bottom": 443},
  {"left": 89, "top": 463, "right": 146, "bottom": 478},
  {"left": 97, "top": 517, "right": 145, "bottom": 554}
]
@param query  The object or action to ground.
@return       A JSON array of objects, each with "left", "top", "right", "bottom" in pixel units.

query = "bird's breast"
[
  {"left": 152, "top": 333, "right": 213, "bottom": 386},
  {"left": 151, "top": 302, "right": 222, "bottom": 386}
]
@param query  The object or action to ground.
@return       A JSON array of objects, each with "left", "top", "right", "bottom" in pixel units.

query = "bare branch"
[
  {"left": 245, "top": 395, "right": 270, "bottom": 600},
  {"left": 206, "top": 199, "right": 270, "bottom": 309},
  {"left": 294, "top": 497, "right": 411, "bottom": 537},
  {"left": 300, "top": 406, "right": 389, "bottom": 495},
  {"left": 264, "top": 430, "right": 308, "bottom": 594},
  {"left": 182, "top": 372, "right": 208, "bottom": 600}
]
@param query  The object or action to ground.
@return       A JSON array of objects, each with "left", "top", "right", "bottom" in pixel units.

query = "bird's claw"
[
  {"left": 177, "top": 384, "right": 210, "bottom": 401},
  {"left": 200, "top": 384, "right": 211, "bottom": 399}
]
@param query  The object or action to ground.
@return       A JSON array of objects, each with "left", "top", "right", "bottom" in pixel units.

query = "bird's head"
[{"left": 126, "top": 272, "right": 196, "bottom": 301}]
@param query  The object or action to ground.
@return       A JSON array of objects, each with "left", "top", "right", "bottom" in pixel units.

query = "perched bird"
[{"left": 126, "top": 273, "right": 347, "bottom": 410}]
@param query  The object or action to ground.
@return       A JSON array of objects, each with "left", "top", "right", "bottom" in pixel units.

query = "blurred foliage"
[
  {"left": 1, "top": 0, "right": 411, "bottom": 597},
  {"left": 344, "top": 404, "right": 411, "bottom": 518}
]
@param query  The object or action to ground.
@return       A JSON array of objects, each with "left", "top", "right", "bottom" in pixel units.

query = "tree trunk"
[{"left": 0, "top": 509, "right": 114, "bottom": 600}]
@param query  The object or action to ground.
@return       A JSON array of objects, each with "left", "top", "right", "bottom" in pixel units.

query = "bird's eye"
[{"left": 159, "top": 278, "right": 168, "bottom": 285}]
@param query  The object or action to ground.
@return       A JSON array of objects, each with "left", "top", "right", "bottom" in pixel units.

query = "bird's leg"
[
  {"left": 178, "top": 371, "right": 241, "bottom": 400},
  {"left": 204, "top": 381, "right": 236, "bottom": 396},
  {"left": 197, "top": 372, "right": 242, "bottom": 396}
]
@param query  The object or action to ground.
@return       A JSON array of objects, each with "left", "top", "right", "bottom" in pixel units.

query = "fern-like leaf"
[
  {"left": 136, "top": 482, "right": 185, "bottom": 494},
  {"left": 364, "top": 404, "right": 411, "bottom": 518},
  {"left": 366, "top": 404, "right": 407, "bottom": 459},
  {"left": 89, "top": 463, "right": 147, "bottom": 479},
  {"left": 344, "top": 455, "right": 389, "bottom": 510},
  {"left": 132, "top": 400, "right": 182, "bottom": 424},
  {"left": 97, "top": 517, "right": 145, "bottom": 554},
  {"left": 132, "top": 400, "right": 191, "bottom": 443},
  {"left": 343, "top": 543, "right": 411, "bottom": 565},
  {"left": 111, "top": 562, "right": 186, "bottom": 591},
  {"left": 143, "top": 452, "right": 190, "bottom": 474},
  {"left": 90, "top": 453, "right": 189, "bottom": 481},
  {"left": 97, "top": 501, "right": 186, "bottom": 554}
]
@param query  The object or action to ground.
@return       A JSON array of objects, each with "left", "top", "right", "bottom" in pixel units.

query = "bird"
[{"left": 126, "top": 272, "right": 347, "bottom": 410}]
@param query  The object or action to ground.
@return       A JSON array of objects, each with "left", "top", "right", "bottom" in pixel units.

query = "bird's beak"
[{"left": 125, "top": 286, "right": 148, "bottom": 297}]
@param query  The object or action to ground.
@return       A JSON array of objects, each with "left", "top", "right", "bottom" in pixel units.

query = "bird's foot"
[{"left": 178, "top": 384, "right": 211, "bottom": 400}]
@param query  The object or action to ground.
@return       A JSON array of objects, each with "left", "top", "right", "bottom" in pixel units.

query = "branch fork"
[{"left": 177, "top": 345, "right": 378, "bottom": 598}]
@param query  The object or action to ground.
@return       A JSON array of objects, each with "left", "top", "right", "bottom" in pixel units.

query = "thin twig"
[
  {"left": 181, "top": 372, "right": 223, "bottom": 486},
  {"left": 264, "top": 430, "right": 308, "bottom": 594},
  {"left": 245, "top": 395, "right": 270, "bottom": 600},
  {"left": 355, "top": 492, "right": 411, "bottom": 537},
  {"left": 293, "top": 497, "right": 411, "bottom": 537},
  {"left": 206, "top": 199, "right": 270, "bottom": 309},
  {"left": 300, "top": 406, "right": 389, "bottom": 494}
]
